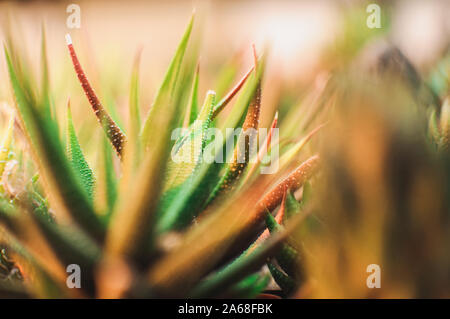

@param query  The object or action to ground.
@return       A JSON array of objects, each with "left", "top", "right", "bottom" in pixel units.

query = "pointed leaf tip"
[
  {"left": 66, "top": 35, "right": 126, "bottom": 158},
  {"left": 212, "top": 65, "right": 254, "bottom": 120},
  {"left": 65, "top": 34, "right": 72, "bottom": 45}
]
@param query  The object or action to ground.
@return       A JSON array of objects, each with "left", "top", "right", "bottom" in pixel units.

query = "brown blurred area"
[
  {"left": 1, "top": 0, "right": 449, "bottom": 84},
  {"left": 0, "top": 0, "right": 449, "bottom": 132}
]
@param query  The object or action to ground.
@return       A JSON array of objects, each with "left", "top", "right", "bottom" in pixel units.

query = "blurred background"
[
  {"left": 1, "top": 0, "right": 449, "bottom": 152},
  {"left": 0, "top": 0, "right": 449, "bottom": 142}
]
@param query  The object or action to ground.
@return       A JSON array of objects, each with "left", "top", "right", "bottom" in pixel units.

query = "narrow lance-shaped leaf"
[
  {"left": 267, "top": 262, "right": 296, "bottom": 295},
  {"left": 105, "top": 15, "right": 195, "bottom": 261},
  {"left": 3, "top": 24, "right": 36, "bottom": 107},
  {"left": 140, "top": 13, "right": 194, "bottom": 147},
  {"left": 26, "top": 190, "right": 102, "bottom": 294},
  {"left": 207, "top": 49, "right": 264, "bottom": 204},
  {"left": 428, "top": 109, "right": 440, "bottom": 145},
  {"left": 295, "top": 182, "right": 312, "bottom": 216},
  {"left": 251, "top": 155, "right": 320, "bottom": 228},
  {"left": 225, "top": 273, "right": 270, "bottom": 298},
  {"left": 183, "top": 62, "right": 200, "bottom": 128},
  {"left": 129, "top": 49, "right": 142, "bottom": 142},
  {"left": 5, "top": 45, "right": 105, "bottom": 241},
  {"left": 102, "top": 136, "right": 118, "bottom": 218},
  {"left": 285, "top": 189, "right": 302, "bottom": 220},
  {"left": 65, "top": 34, "right": 126, "bottom": 157},
  {"left": 241, "top": 111, "right": 278, "bottom": 185},
  {"left": 93, "top": 134, "right": 118, "bottom": 220},
  {"left": 211, "top": 65, "right": 254, "bottom": 120},
  {"left": 67, "top": 101, "right": 95, "bottom": 201},
  {"left": 265, "top": 210, "right": 301, "bottom": 279},
  {"left": 40, "top": 28, "right": 59, "bottom": 137},
  {"left": 276, "top": 122, "right": 326, "bottom": 170},
  {"left": 40, "top": 27, "right": 51, "bottom": 117},
  {"left": 252, "top": 193, "right": 286, "bottom": 249},
  {"left": 121, "top": 49, "right": 144, "bottom": 177},
  {"left": 163, "top": 90, "right": 215, "bottom": 192},
  {"left": 213, "top": 49, "right": 244, "bottom": 102},
  {"left": 188, "top": 211, "right": 309, "bottom": 298},
  {"left": 172, "top": 27, "right": 202, "bottom": 131}
]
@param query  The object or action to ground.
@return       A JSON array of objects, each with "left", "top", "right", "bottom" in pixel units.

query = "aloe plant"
[{"left": 0, "top": 14, "right": 319, "bottom": 298}]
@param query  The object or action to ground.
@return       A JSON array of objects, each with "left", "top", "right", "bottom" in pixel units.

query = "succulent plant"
[
  {"left": 0, "top": 15, "right": 319, "bottom": 298},
  {"left": 1, "top": 7, "right": 449, "bottom": 299}
]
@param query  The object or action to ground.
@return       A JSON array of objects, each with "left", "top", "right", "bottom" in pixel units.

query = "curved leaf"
[
  {"left": 66, "top": 34, "right": 126, "bottom": 158},
  {"left": 67, "top": 103, "right": 95, "bottom": 201}
]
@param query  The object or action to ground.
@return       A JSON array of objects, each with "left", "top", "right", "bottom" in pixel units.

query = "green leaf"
[
  {"left": 28, "top": 190, "right": 101, "bottom": 293},
  {"left": 213, "top": 55, "right": 240, "bottom": 102},
  {"left": 163, "top": 90, "right": 215, "bottom": 191},
  {"left": 156, "top": 56, "right": 265, "bottom": 234},
  {"left": 5, "top": 45, "right": 105, "bottom": 242},
  {"left": 285, "top": 190, "right": 301, "bottom": 220},
  {"left": 183, "top": 62, "right": 200, "bottom": 127},
  {"left": 267, "top": 262, "right": 296, "bottom": 295},
  {"left": 206, "top": 57, "right": 264, "bottom": 206},
  {"left": 140, "top": 13, "right": 194, "bottom": 147},
  {"left": 129, "top": 49, "right": 142, "bottom": 141},
  {"left": 67, "top": 104, "right": 95, "bottom": 201},
  {"left": 105, "top": 15, "right": 196, "bottom": 261},
  {"left": 189, "top": 221, "right": 296, "bottom": 298},
  {"left": 298, "top": 182, "right": 312, "bottom": 210},
  {"left": 40, "top": 27, "right": 53, "bottom": 119},
  {"left": 277, "top": 123, "right": 325, "bottom": 170},
  {"left": 211, "top": 65, "right": 254, "bottom": 120},
  {"left": 102, "top": 136, "right": 118, "bottom": 218},
  {"left": 28, "top": 179, "right": 53, "bottom": 224},
  {"left": 429, "top": 109, "right": 440, "bottom": 144},
  {"left": 226, "top": 273, "right": 270, "bottom": 298},
  {"left": 276, "top": 244, "right": 300, "bottom": 279},
  {"left": 265, "top": 209, "right": 300, "bottom": 278},
  {"left": 265, "top": 211, "right": 283, "bottom": 233}
]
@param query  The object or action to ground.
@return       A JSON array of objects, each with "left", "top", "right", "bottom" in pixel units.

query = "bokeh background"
[
  {"left": 1, "top": 0, "right": 449, "bottom": 159},
  {"left": 1, "top": 0, "right": 449, "bottom": 128}
]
